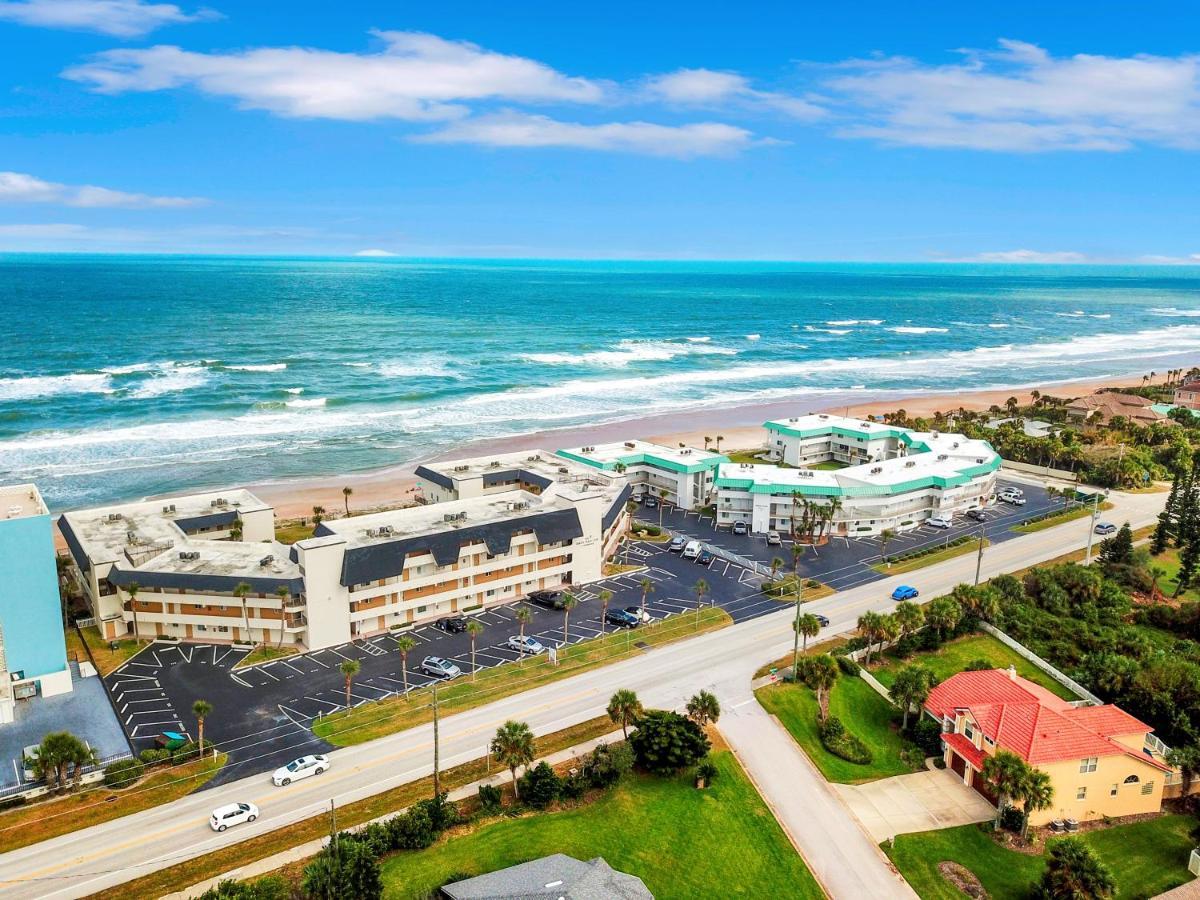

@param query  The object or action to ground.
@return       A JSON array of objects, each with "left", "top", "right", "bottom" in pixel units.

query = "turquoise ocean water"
[{"left": 1, "top": 256, "right": 1199, "bottom": 510}]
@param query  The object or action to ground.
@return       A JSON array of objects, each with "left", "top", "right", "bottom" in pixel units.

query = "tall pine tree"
[{"left": 1153, "top": 472, "right": 1182, "bottom": 554}]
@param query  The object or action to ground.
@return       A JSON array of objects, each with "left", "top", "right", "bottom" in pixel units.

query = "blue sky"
[{"left": 0, "top": 0, "right": 1198, "bottom": 259}]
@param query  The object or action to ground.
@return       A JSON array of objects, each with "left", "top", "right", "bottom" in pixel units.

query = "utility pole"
[
  {"left": 329, "top": 799, "right": 338, "bottom": 855},
  {"left": 974, "top": 524, "right": 987, "bottom": 586},
  {"left": 432, "top": 680, "right": 441, "bottom": 797},
  {"left": 1084, "top": 492, "right": 1101, "bottom": 565},
  {"left": 791, "top": 574, "right": 805, "bottom": 680}
]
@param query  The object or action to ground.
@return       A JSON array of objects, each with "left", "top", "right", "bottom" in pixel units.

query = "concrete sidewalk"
[{"left": 166, "top": 729, "right": 624, "bottom": 899}]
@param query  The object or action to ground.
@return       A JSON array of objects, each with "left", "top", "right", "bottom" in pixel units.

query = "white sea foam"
[
  {"left": 804, "top": 326, "right": 851, "bottom": 335},
  {"left": 284, "top": 387, "right": 305, "bottom": 395},
  {"left": 889, "top": 326, "right": 949, "bottom": 334},
  {"left": 286, "top": 397, "right": 327, "bottom": 408},
  {"left": 128, "top": 365, "right": 210, "bottom": 399},
  {"left": 1151, "top": 307, "right": 1200, "bottom": 317},
  {"left": 101, "top": 362, "right": 164, "bottom": 375},
  {"left": 343, "top": 361, "right": 372, "bottom": 368},
  {"left": 686, "top": 336, "right": 711, "bottom": 343},
  {"left": 1056, "top": 310, "right": 1087, "bottom": 318},
  {"left": 0, "top": 372, "right": 113, "bottom": 401},
  {"left": 988, "top": 323, "right": 1010, "bottom": 328},
  {"left": 226, "top": 363, "right": 288, "bottom": 372},
  {"left": 746, "top": 334, "right": 761, "bottom": 341},
  {"left": 1090, "top": 314, "right": 1111, "bottom": 319},
  {"left": 826, "top": 319, "right": 883, "bottom": 326},
  {"left": 379, "top": 355, "right": 461, "bottom": 378},
  {"left": 520, "top": 339, "right": 736, "bottom": 367}
]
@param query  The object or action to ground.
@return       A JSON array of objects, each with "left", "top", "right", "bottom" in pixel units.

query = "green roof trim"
[
  {"left": 555, "top": 448, "right": 728, "bottom": 475},
  {"left": 764, "top": 419, "right": 911, "bottom": 441}
]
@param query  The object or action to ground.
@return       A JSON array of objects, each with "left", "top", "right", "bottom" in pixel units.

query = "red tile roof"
[
  {"left": 943, "top": 731, "right": 987, "bottom": 770},
  {"left": 925, "top": 669, "right": 1171, "bottom": 773}
]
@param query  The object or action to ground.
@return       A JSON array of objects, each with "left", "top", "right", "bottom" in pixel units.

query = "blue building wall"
[{"left": 0, "top": 512, "right": 67, "bottom": 679}]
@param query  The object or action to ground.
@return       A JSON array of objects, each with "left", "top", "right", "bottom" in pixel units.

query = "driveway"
[{"left": 835, "top": 768, "right": 996, "bottom": 842}]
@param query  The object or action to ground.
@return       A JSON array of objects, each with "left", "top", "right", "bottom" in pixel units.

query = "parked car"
[
  {"left": 732, "top": 521, "right": 749, "bottom": 535},
  {"left": 999, "top": 492, "right": 1026, "bottom": 506},
  {"left": 527, "top": 590, "right": 565, "bottom": 609},
  {"left": 668, "top": 535, "right": 687, "bottom": 552},
  {"left": 435, "top": 615, "right": 468, "bottom": 634},
  {"left": 643, "top": 496, "right": 658, "bottom": 508},
  {"left": 1093, "top": 521, "right": 1118, "bottom": 536},
  {"left": 681, "top": 540, "right": 701, "bottom": 559},
  {"left": 696, "top": 548, "right": 715, "bottom": 565},
  {"left": 272, "top": 755, "right": 329, "bottom": 786},
  {"left": 210, "top": 802, "right": 259, "bottom": 832},
  {"left": 420, "top": 656, "right": 462, "bottom": 679},
  {"left": 766, "top": 531, "right": 782, "bottom": 546},
  {"left": 927, "top": 515, "right": 953, "bottom": 529},
  {"left": 1003, "top": 486, "right": 1025, "bottom": 497},
  {"left": 624, "top": 605, "right": 652, "bottom": 624},
  {"left": 965, "top": 508, "right": 987, "bottom": 522},
  {"left": 891, "top": 585, "right": 920, "bottom": 601},
  {"left": 815, "top": 614, "right": 830, "bottom": 627},
  {"left": 604, "top": 608, "right": 641, "bottom": 629},
  {"left": 21, "top": 745, "right": 40, "bottom": 782},
  {"left": 506, "top": 634, "right": 544, "bottom": 655}
]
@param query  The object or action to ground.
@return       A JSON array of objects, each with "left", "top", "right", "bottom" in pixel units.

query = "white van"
[{"left": 681, "top": 540, "right": 701, "bottom": 559}]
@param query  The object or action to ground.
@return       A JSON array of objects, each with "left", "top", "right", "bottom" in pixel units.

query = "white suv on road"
[
  {"left": 210, "top": 802, "right": 259, "bottom": 832},
  {"left": 272, "top": 755, "right": 329, "bottom": 786}
]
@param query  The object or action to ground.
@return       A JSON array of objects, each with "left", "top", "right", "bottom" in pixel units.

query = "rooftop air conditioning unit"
[
  {"left": 379, "top": 525, "right": 393, "bottom": 535},
  {"left": 558, "top": 467, "right": 570, "bottom": 474},
  {"left": 952, "top": 442, "right": 960, "bottom": 449},
  {"left": 259, "top": 555, "right": 274, "bottom": 566},
  {"left": 162, "top": 505, "right": 171, "bottom": 514},
  {"left": 931, "top": 430, "right": 940, "bottom": 438},
  {"left": 624, "top": 441, "right": 636, "bottom": 449},
  {"left": 178, "top": 551, "right": 190, "bottom": 560},
  {"left": 443, "top": 514, "right": 456, "bottom": 522},
  {"left": 488, "top": 461, "right": 501, "bottom": 468},
  {"left": 800, "top": 470, "right": 813, "bottom": 477},
  {"left": 454, "top": 465, "right": 469, "bottom": 472},
  {"left": 870, "top": 467, "right": 883, "bottom": 475},
  {"left": 905, "top": 460, "right": 916, "bottom": 468},
  {"left": 126, "top": 530, "right": 137, "bottom": 543},
  {"left": 938, "top": 454, "right": 949, "bottom": 461},
  {"left": 976, "top": 458, "right": 985, "bottom": 464},
  {"left": 789, "top": 417, "right": 798, "bottom": 423},
  {"left": 106, "top": 513, "right": 122, "bottom": 523},
  {"left": 365, "top": 528, "right": 378, "bottom": 537},
  {"left": 527, "top": 455, "right": 540, "bottom": 462}
]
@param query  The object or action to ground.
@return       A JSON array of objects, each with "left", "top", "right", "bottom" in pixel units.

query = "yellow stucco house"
[{"left": 924, "top": 667, "right": 1174, "bottom": 826}]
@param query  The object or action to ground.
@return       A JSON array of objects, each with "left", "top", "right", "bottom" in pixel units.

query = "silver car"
[
  {"left": 420, "top": 656, "right": 462, "bottom": 679},
  {"left": 506, "top": 634, "right": 544, "bottom": 655}
]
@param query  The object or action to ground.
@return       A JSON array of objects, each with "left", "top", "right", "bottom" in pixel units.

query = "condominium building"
[
  {"left": 715, "top": 415, "right": 1000, "bottom": 536},
  {"left": 556, "top": 440, "right": 727, "bottom": 510},
  {"left": 59, "top": 451, "right": 630, "bottom": 651},
  {"left": 0, "top": 485, "right": 71, "bottom": 723}
]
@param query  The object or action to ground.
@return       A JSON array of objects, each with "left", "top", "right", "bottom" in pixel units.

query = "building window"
[
  {"left": 1110, "top": 784, "right": 1118, "bottom": 797},
  {"left": 1142, "top": 782, "right": 1154, "bottom": 795},
  {"left": 1124, "top": 774, "right": 1140, "bottom": 784},
  {"left": 1080, "top": 757, "right": 1098, "bottom": 773},
  {"left": 1076, "top": 786, "right": 1087, "bottom": 800}
]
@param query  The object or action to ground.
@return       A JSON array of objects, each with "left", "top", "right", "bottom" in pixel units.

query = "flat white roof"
[
  {"left": 421, "top": 449, "right": 603, "bottom": 483},
  {"left": 137, "top": 539, "right": 300, "bottom": 580},
  {"left": 0, "top": 484, "right": 47, "bottom": 521},
  {"left": 558, "top": 439, "right": 725, "bottom": 471}
]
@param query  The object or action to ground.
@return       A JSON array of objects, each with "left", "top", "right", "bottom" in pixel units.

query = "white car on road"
[
  {"left": 272, "top": 754, "right": 329, "bottom": 786},
  {"left": 506, "top": 634, "right": 544, "bottom": 655},
  {"left": 210, "top": 801, "right": 259, "bottom": 832}
]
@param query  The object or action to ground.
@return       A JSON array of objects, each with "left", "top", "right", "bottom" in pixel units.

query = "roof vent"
[
  {"left": 558, "top": 467, "right": 570, "bottom": 474},
  {"left": 870, "top": 466, "right": 883, "bottom": 475},
  {"left": 106, "top": 513, "right": 122, "bottom": 523},
  {"left": 905, "top": 460, "right": 916, "bottom": 468},
  {"left": 526, "top": 454, "right": 541, "bottom": 462},
  {"left": 365, "top": 528, "right": 378, "bottom": 538},
  {"left": 938, "top": 454, "right": 949, "bottom": 461},
  {"left": 259, "top": 555, "right": 274, "bottom": 567},
  {"left": 453, "top": 465, "right": 470, "bottom": 472},
  {"left": 623, "top": 441, "right": 636, "bottom": 449}
]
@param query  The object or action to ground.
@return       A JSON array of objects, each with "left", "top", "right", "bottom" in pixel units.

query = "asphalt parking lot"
[{"left": 100, "top": 475, "right": 1069, "bottom": 783}]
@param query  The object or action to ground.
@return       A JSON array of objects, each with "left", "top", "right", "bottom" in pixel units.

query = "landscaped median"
[
  {"left": 1012, "top": 499, "right": 1115, "bottom": 534},
  {"left": 66, "top": 624, "right": 142, "bottom": 676},
  {"left": 872, "top": 534, "right": 987, "bottom": 575},
  {"left": 760, "top": 574, "right": 835, "bottom": 602},
  {"left": 885, "top": 816, "right": 1196, "bottom": 899},
  {"left": 313, "top": 607, "right": 731, "bottom": 747}
]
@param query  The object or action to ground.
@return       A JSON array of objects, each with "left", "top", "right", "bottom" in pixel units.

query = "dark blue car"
[
  {"left": 604, "top": 608, "right": 640, "bottom": 628},
  {"left": 891, "top": 585, "right": 919, "bottom": 601}
]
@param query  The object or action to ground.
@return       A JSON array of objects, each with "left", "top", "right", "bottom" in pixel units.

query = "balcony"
[{"left": 284, "top": 613, "right": 308, "bottom": 630}]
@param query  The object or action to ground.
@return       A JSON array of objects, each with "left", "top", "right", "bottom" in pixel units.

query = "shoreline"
[{"left": 245, "top": 370, "right": 1150, "bottom": 520}]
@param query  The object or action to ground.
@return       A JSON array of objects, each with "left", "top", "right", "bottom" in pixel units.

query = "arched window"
[{"left": 1123, "top": 774, "right": 1140, "bottom": 784}]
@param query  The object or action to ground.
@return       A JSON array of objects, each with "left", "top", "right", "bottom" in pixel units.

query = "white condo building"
[
  {"left": 716, "top": 414, "right": 1000, "bottom": 536},
  {"left": 555, "top": 440, "right": 727, "bottom": 510},
  {"left": 60, "top": 451, "right": 630, "bottom": 651}
]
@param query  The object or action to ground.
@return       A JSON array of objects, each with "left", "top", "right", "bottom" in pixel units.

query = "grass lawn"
[
  {"left": 313, "top": 607, "right": 730, "bottom": 746},
  {"left": 1012, "top": 500, "right": 1115, "bottom": 534},
  {"left": 761, "top": 575, "right": 835, "bottom": 603},
  {"left": 1153, "top": 547, "right": 1199, "bottom": 602},
  {"left": 273, "top": 521, "right": 316, "bottom": 544},
  {"left": 66, "top": 625, "right": 144, "bottom": 676},
  {"left": 92, "top": 718, "right": 617, "bottom": 900},
  {"left": 234, "top": 644, "right": 301, "bottom": 668},
  {"left": 873, "top": 539, "right": 988, "bottom": 576},
  {"left": 886, "top": 816, "right": 1195, "bottom": 900},
  {"left": 0, "top": 753, "right": 225, "bottom": 852},
  {"left": 725, "top": 448, "right": 772, "bottom": 465},
  {"left": 810, "top": 460, "right": 846, "bottom": 471},
  {"left": 872, "top": 633, "right": 1079, "bottom": 701},
  {"left": 378, "top": 751, "right": 823, "bottom": 900},
  {"left": 756, "top": 677, "right": 917, "bottom": 783}
]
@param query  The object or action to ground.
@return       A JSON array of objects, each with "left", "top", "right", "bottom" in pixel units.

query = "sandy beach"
[{"left": 248, "top": 371, "right": 1146, "bottom": 521}]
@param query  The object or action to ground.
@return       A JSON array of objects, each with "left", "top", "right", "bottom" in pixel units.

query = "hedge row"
[
  {"left": 818, "top": 716, "right": 872, "bottom": 765},
  {"left": 885, "top": 533, "right": 973, "bottom": 564}
]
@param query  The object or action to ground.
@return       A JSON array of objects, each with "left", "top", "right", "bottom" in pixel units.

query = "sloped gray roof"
[{"left": 441, "top": 854, "right": 653, "bottom": 900}]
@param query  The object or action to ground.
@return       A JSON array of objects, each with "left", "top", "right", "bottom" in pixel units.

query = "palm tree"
[
  {"left": 804, "top": 654, "right": 839, "bottom": 721},
  {"left": 657, "top": 487, "right": 668, "bottom": 528},
  {"left": 894, "top": 600, "right": 924, "bottom": 640},
  {"left": 274, "top": 585, "right": 290, "bottom": 647},
  {"left": 879, "top": 528, "right": 896, "bottom": 566},
  {"left": 598, "top": 589, "right": 613, "bottom": 635},
  {"left": 230, "top": 519, "right": 243, "bottom": 541},
  {"left": 715, "top": 434, "right": 725, "bottom": 453},
  {"left": 694, "top": 577, "right": 709, "bottom": 612},
  {"left": 466, "top": 619, "right": 485, "bottom": 681},
  {"left": 125, "top": 581, "right": 142, "bottom": 643},
  {"left": 686, "top": 690, "right": 721, "bottom": 726},
  {"left": 340, "top": 659, "right": 361, "bottom": 707},
  {"left": 35, "top": 732, "right": 97, "bottom": 794},
  {"left": 791, "top": 543, "right": 806, "bottom": 601},
  {"left": 1018, "top": 768, "right": 1054, "bottom": 840},
  {"left": 982, "top": 750, "right": 1031, "bottom": 829},
  {"left": 857, "top": 610, "right": 884, "bottom": 666},
  {"left": 342, "top": 486, "right": 353, "bottom": 516},
  {"left": 925, "top": 596, "right": 962, "bottom": 640},
  {"left": 515, "top": 606, "right": 533, "bottom": 641},
  {"left": 770, "top": 556, "right": 784, "bottom": 582},
  {"left": 192, "top": 699, "right": 213, "bottom": 752},
  {"left": 703, "top": 435, "right": 712, "bottom": 450},
  {"left": 889, "top": 665, "right": 933, "bottom": 730},
  {"left": 311, "top": 504, "right": 326, "bottom": 527},
  {"left": 490, "top": 720, "right": 535, "bottom": 800},
  {"left": 795, "top": 613, "right": 821, "bottom": 655},
  {"left": 607, "top": 688, "right": 643, "bottom": 739},
  {"left": 560, "top": 593, "right": 578, "bottom": 645},
  {"left": 638, "top": 576, "right": 654, "bottom": 616},
  {"left": 394, "top": 634, "right": 416, "bottom": 695},
  {"left": 233, "top": 581, "right": 253, "bottom": 643}
]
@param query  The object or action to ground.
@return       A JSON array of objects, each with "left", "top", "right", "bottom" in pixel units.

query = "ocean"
[{"left": 1, "top": 255, "right": 1199, "bottom": 511}]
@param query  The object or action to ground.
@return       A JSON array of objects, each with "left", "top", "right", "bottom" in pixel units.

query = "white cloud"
[
  {"left": 65, "top": 31, "right": 606, "bottom": 121},
  {"left": 354, "top": 248, "right": 398, "bottom": 257},
  {"left": 0, "top": 171, "right": 207, "bottom": 208},
  {"left": 961, "top": 249, "right": 1090, "bottom": 263},
  {"left": 0, "top": 0, "right": 217, "bottom": 37},
  {"left": 416, "top": 111, "right": 757, "bottom": 157},
  {"left": 1140, "top": 253, "right": 1200, "bottom": 265},
  {"left": 824, "top": 40, "right": 1200, "bottom": 151},
  {"left": 0, "top": 222, "right": 92, "bottom": 238},
  {"left": 645, "top": 68, "right": 825, "bottom": 120}
]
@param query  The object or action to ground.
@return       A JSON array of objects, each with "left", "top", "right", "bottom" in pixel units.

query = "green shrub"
[
  {"left": 139, "top": 748, "right": 171, "bottom": 765},
  {"left": 911, "top": 718, "right": 944, "bottom": 756},
  {"left": 477, "top": 783, "right": 502, "bottom": 813},
  {"left": 818, "top": 716, "right": 872, "bottom": 765},
  {"left": 302, "top": 839, "right": 382, "bottom": 900},
  {"left": 103, "top": 758, "right": 144, "bottom": 788},
  {"left": 582, "top": 741, "right": 632, "bottom": 789},
  {"left": 412, "top": 793, "right": 459, "bottom": 832},
  {"left": 964, "top": 657, "right": 992, "bottom": 672},
  {"left": 836, "top": 655, "right": 860, "bottom": 676},
  {"left": 695, "top": 758, "right": 718, "bottom": 786},
  {"left": 560, "top": 771, "right": 587, "bottom": 800},
  {"left": 629, "top": 710, "right": 711, "bottom": 775},
  {"left": 387, "top": 806, "right": 436, "bottom": 850},
  {"left": 195, "top": 876, "right": 289, "bottom": 899},
  {"left": 519, "top": 761, "right": 562, "bottom": 809}
]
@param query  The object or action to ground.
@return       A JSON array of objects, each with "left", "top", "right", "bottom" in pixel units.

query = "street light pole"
[
  {"left": 974, "top": 524, "right": 987, "bottom": 586},
  {"left": 432, "top": 680, "right": 440, "bottom": 797},
  {"left": 1084, "top": 492, "right": 1101, "bottom": 565}
]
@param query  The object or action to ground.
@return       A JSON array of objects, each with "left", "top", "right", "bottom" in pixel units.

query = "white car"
[
  {"left": 766, "top": 531, "right": 782, "bottom": 546},
  {"left": 210, "top": 801, "right": 259, "bottom": 832},
  {"left": 272, "top": 754, "right": 329, "bottom": 786},
  {"left": 420, "top": 656, "right": 462, "bottom": 679},
  {"left": 506, "top": 634, "right": 544, "bottom": 655},
  {"left": 999, "top": 492, "right": 1027, "bottom": 506},
  {"left": 624, "top": 605, "right": 652, "bottom": 624},
  {"left": 927, "top": 515, "right": 953, "bottom": 529},
  {"left": 681, "top": 540, "right": 701, "bottom": 559}
]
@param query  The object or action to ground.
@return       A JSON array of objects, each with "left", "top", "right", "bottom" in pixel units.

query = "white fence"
[
  {"left": 979, "top": 622, "right": 1102, "bottom": 705},
  {"left": 1000, "top": 459, "right": 1078, "bottom": 482}
]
